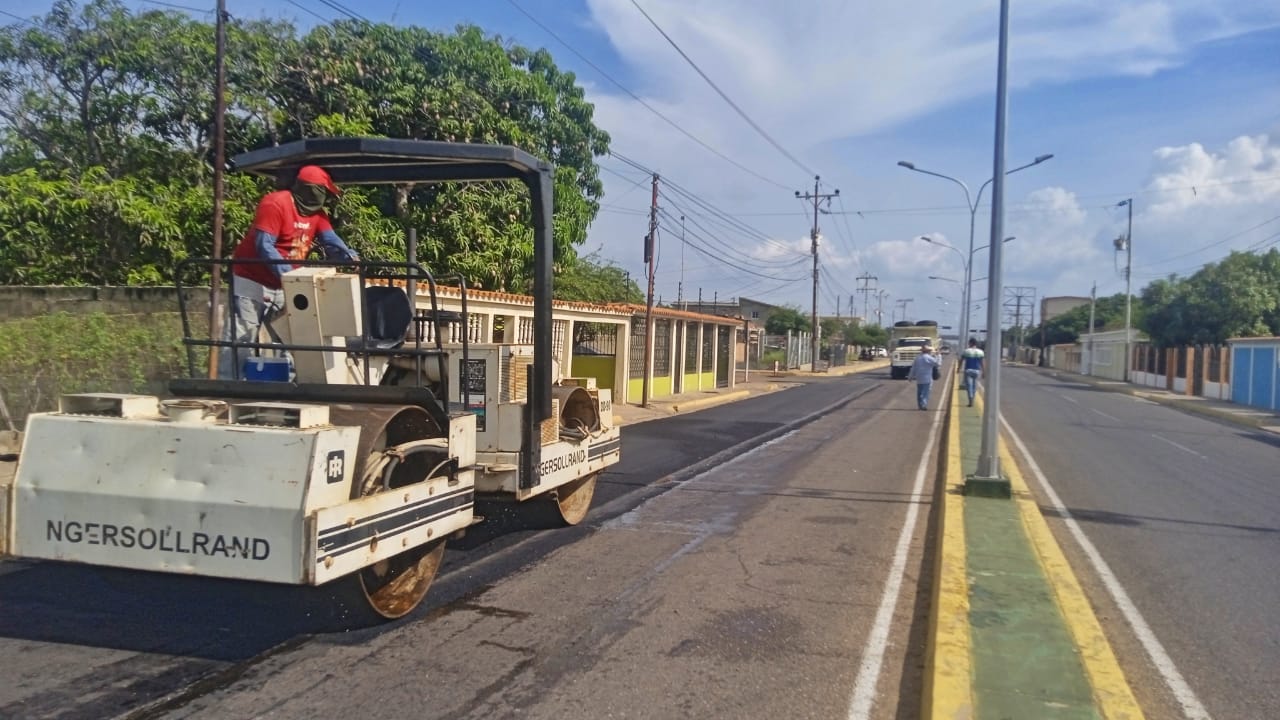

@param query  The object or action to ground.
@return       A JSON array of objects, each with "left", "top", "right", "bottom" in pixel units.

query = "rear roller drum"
[{"left": 551, "top": 472, "right": 598, "bottom": 526}]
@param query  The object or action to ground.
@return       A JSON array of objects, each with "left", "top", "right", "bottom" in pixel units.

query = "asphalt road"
[
  {"left": 0, "top": 368, "right": 942, "bottom": 719},
  {"left": 999, "top": 367, "right": 1280, "bottom": 720}
]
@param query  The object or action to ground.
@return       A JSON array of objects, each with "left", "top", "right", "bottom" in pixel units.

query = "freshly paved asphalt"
[
  {"left": 0, "top": 368, "right": 927, "bottom": 719},
  {"left": 999, "top": 366, "right": 1280, "bottom": 720}
]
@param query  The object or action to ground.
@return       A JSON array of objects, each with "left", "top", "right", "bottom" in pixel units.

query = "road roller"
[{"left": 0, "top": 138, "right": 621, "bottom": 621}]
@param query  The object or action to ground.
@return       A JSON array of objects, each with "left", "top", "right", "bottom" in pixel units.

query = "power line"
[
  {"left": 312, "top": 0, "right": 368, "bottom": 22},
  {"left": 657, "top": 217, "right": 807, "bottom": 282},
  {"left": 659, "top": 189, "right": 805, "bottom": 261},
  {"left": 0, "top": 9, "right": 36, "bottom": 23},
  {"left": 658, "top": 203, "right": 802, "bottom": 270},
  {"left": 1134, "top": 213, "right": 1280, "bottom": 268},
  {"left": 505, "top": 0, "right": 790, "bottom": 190},
  {"left": 612, "top": 151, "right": 803, "bottom": 257},
  {"left": 283, "top": 0, "right": 332, "bottom": 22},
  {"left": 137, "top": 0, "right": 208, "bottom": 12},
  {"left": 627, "top": 0, "right": 817, "bottom": 178}
]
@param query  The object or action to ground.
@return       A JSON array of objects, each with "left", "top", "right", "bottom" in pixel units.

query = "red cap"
[{"left": 296, "top": 165, "right": 340, "bottom": 196}]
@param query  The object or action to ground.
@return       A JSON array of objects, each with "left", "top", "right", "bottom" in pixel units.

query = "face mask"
[{"left": 292, "top": 182, "right": 330, "bottom": 216}]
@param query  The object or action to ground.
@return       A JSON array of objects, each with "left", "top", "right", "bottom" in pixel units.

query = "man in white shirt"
[
  {"left": 961, "top": 338, "right": 985, "bottom": 407},
  {"left": 907, "top": 345, "right": 941, "bottom": 411}
]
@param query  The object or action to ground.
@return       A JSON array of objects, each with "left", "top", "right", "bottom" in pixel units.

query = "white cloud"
[
  {"left": 1144, "top": 134, "right": 1280, "bottom": 215},
  {"left": 579, "top": 0, "right": 1280, "bottom": 312}
]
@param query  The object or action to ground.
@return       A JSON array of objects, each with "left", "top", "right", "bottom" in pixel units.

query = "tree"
[
  {"left": 1027, "top": 293, "right": 1128, "bottom": 347},
  {"left": 0, "top": 3, "right": 611, "bottom": 291},
  {"left": 765, "top": 306, "right": 809, "bottom": 335},
  {"left": 1139, "top": 250, "right": 1280, "bottom": 345},
  {"left": 554, "top": 253, "right": 641, "bottom": 304}
]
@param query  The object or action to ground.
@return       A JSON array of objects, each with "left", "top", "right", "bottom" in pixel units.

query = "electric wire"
[
  {"left": 505, "top": 0, "right": 790, "bottom": 190},
  {"left": 1134, "top": 213, "right": 1280, "bottom": 268},
  {"left": 665, "top": 190, "right": 803, "bottom": 266},
  {"left": 282, "top": 0, "right": 331, "bottom": 22},
  {"left": 611, "top": 151, "right": 804, "bottom": 257},
  {"left": 627, "top": 0, "right": 817, "bottom": 177},
  {"left": 313, "top": 0, "right": 368, "bottom": 22},
  {"left": 660, "top": 190, "right": 806, "bottom": 263},
  {"left": 657, "top": 207, "right": 807, "bottom": 277},
  {"left": 656, "top": 217, "right": 807, "bottom": 282}
]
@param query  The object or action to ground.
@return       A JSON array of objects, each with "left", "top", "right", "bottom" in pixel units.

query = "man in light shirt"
[
  {"left": 907, "top": 345, "right": 941, "bottom": 411},
  {"left": 961, "top": 338, "right": 985, "bottom": 407}
]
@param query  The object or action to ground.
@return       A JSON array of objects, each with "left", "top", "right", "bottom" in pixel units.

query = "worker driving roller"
[{"left": 220, "top": 164, "right": 361, "bottom": 379}]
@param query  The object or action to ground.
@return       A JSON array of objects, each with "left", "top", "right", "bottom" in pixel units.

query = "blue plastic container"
[{"left": 243, "top": 356, "right": 290, "bottom": 382}]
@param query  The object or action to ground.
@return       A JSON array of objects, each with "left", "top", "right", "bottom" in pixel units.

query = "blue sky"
[{"left": 12, "top": 0, "right": 1280, "bottom": 331}]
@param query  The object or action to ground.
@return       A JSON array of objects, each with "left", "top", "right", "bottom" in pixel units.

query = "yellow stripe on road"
[
  {"left": 924, "top": 381, "right": 973, "bottom": 719},
  {"left": 1000, "top": 435, "right": 1146, "bottom": 720}
]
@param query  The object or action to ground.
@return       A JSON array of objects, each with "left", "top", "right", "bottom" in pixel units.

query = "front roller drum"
[{"left": 328, "top": 404, "right": 454, "bottom": 621}]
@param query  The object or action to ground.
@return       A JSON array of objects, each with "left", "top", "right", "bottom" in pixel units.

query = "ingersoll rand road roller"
[{"left": 0, "top": 138, "right": 621, "bottom": 621}]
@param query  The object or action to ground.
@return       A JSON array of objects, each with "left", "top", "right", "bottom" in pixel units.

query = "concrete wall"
[{"left": 0, "top": 286, "right": 207, "bottom": 321}]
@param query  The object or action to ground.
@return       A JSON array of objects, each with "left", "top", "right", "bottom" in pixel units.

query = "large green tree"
[
  {"left": 554, "top": 253, "right": 642, "bottom": 303},
  {"left": 0, "top": 1, "right": 610, "bottom": 290},
  {"left": 1027, "top": 293, "right": 1129, "bottom": 347},
  {"left": 765, "top": 306, "right": 810, "bottom": 335},
  {"left": 1139, "top": 250, "right": 1280, "bottom": 345}
]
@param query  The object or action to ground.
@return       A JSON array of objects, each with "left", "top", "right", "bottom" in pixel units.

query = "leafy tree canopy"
[
  {"left": 1138, "top": 249, "right": 1280, "bottom": 346},
  {"left": 0, "top": 0, "right": 610, "bottom": 291},
  {"left": 553, "top": 253, "right": 642, "bottom": 304},
  {"left": 765, "top": 306, "right": 810, "bottom": 335}
]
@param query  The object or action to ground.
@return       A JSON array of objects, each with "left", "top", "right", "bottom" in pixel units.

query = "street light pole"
[
  {"left": 976, "top": 0, "right": 1011, "bottom": 483},
  {"left": 898, "top": 162, "right": 1050, "bottom": 352},
  {"left": 1118, "top": 198, "right": 1134, "bottom": 382}
]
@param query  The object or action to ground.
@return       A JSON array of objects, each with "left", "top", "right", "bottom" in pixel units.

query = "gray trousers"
[{"left": 218, "top": 287, "right": 284, "bottom": 380}]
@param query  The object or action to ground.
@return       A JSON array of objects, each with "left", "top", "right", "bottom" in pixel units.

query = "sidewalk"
[
  {"left": 927, "top": 381, "right": 1144, "bottom": 720},
  {"left": 613, "top": 360, "right": 891, "bottom": 426}
]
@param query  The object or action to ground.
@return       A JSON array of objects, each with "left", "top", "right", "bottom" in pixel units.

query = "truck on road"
[{"left": 888, "top": 321, "right": 940, "bottom": 379}]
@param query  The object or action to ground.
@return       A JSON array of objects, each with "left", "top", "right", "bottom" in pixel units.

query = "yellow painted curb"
[
  {"left": 671, "top": 389, "right": 749, "bottom": 413},
  {"left": 1001, "top": 432, "right": 1146, "bottom": 719},
  {"left": 924, "top": 380, "right": 973, "bottom": 719}
]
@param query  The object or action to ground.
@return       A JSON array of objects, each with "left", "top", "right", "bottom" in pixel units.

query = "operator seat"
[{"left": 355, "top": 286, "right": 411, "bottom": 351}]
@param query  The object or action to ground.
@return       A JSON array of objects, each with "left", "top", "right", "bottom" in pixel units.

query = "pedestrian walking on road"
[
  {"left": 907, "top": 345, "right": 941, "bottom": 411},
  {"left": 961, "top": 338, "right": 985, "bottom": 407}
]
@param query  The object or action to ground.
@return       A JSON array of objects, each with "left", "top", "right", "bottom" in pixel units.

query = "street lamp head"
[
  {"left": 795, "top": 190, "right": 801, "bottom": 198},
  {"left": 1117, "top": 198, "right": 1131, "bottom": 207},
  {"left": 1033, "top": 154, "right": 1054, "bottom": 164},
  {"left": 1003, "top": 236, "right": 1015, "bottom": 243},
  {"left": 897, "top": 161, "right": 916, "bottom": 170}
]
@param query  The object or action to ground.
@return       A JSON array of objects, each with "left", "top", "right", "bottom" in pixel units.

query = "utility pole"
[
  {"left": 895, "top": 298, "right": 913, "bottom": 325},
  {"left": 207, "top": 0, "right": 228, "bottom": 378},
  {"left": 1117, "top": 199, "right": 1134, "bottom": 382},
  {"left": 836, "top": 295, "right": 841, "bottom": 319},
  {"left": 1002, "top": 286, "right": 1036, "bottom": 363},
  {"left": 877, "top": 290, "right": 888, "bottom": 327},
  {"left": 796, "top": 176, "right": 839, "bottom": 372},
  {"left": 641, "top": 173, "right": 659, "bottom": 407},
  {"left": 677, "top": 215, "right": 686, "bottom": 309},
  {"left": 1087, "top": 282, "right": 1097, "bottom": 376},
  {"left": 856, "top": 272, "right": 878, "bottom": 324},
  {"left": 1038, "top": 298, "right": 1048, "bottom": 367}
]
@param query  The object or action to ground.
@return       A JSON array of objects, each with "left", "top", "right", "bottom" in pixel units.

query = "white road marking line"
[
  {"left": 1151, "top": 433, "right": 1209, "bottom": 460},
  {"left": 1091, "top": 408, "right": 1120, "bottom": 422},
  {"left": 1057, "top": 393, "right": 1080, "bottom": 404},
  {"left": 846, "top": 375, "right": 949, "bottom": 720},
  {"left": 1002, "top": 416, "right": 1213, "bottom": 720}
]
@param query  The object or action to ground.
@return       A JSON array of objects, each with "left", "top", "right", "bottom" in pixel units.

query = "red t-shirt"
[{"left": 231, "top": 190, "right": 334, "bottom": 289}]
